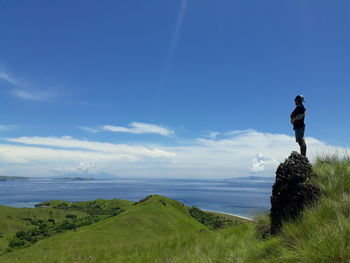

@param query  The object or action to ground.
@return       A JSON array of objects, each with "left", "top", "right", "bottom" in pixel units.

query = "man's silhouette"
[{"left": 291, "top": 95, "right": 307, "bottom": 156}]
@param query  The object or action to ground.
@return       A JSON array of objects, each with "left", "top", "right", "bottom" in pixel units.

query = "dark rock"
[
  {"left": 134, "top": 195, "right": 153, "bottom": 205},
  {"left": 270, "top": 151, "right": 320, "bottom": 234},
  {"left": 159, "top": 199, "right": 167, "bottom": 206}
]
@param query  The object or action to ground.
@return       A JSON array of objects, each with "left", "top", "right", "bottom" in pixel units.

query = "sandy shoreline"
[{"left": 204, "top": 210, "right": 255, "bottom": 222}]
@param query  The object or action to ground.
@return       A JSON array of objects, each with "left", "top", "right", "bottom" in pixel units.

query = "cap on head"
[{"left": 295, "top": 95, "right": 305, "bottom": 103}]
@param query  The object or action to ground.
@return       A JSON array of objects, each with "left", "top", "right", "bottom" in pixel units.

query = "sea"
[{"left": 0, "top": 177, "right": 275, "bottom": 219}]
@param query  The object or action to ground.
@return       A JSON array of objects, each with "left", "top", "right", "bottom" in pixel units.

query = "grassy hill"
[
  {"left": 0, "top": 195, "right": 213, "bottom": 262},
  {"left": 0, "top": 155, "right": 349, "bottom": 262}
]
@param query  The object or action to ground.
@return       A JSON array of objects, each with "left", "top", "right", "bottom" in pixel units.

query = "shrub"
[{"left": 189, "top": 206, "right": 232, "bottom": 230}]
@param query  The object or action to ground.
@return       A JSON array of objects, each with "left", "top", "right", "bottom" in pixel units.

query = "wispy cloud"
[
  {"left": 0, "top": 67, "right": 61, "bottom": 102},
  {"left": 12, "top": 89, "right": 60, "bottom": 101},
  {"left": 154, "top": 0, "right": 188, "bottom": 108},
  {"left": 160, "top": 0, "right": 188, "bottom": 85},
  {"left": 102, "top": 122, "right": 175, "bottom": 136},
  {"left": 0, "top": 125, "right": 18, "bottom": 131},
  {"left": 0, "top": 71, "right": 20, "bottom": 85},
  {"left": 77, "top": 126, "right": 100, "bottom": 133}
]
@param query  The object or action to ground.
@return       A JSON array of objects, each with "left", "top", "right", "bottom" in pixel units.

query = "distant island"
[
  {"left": 0, "top": 176, "right": 96, "bottom": 181},
  {"left": 224, "top": 176, "right": 275, "bottom": 181},
  {"left": 0, "top": 176, "right": 29, "bottom": 181},
  {"left": 54, "top": 177, "right": 95, "bottom": 181}
]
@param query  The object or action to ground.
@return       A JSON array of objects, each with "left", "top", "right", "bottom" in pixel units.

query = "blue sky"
[{"left": 0, "top": 0, "right": 349, "bottom": 178}]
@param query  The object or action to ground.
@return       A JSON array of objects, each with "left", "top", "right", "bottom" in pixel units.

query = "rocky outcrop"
[{"left": 270, "top": 152, "right": 320, "bottom": 234}]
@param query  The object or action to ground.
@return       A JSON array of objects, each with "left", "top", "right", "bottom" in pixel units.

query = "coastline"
[{"left": 204, "top": 210, "right": 255, "bottom": 222}]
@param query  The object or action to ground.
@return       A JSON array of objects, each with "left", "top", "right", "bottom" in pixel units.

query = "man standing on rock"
[{"left": 291, "top": 95, "right": 307, "bottom": 156}]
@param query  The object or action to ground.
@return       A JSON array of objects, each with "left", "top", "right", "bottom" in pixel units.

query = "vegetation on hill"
[
  {"left": 0, "top": 206, "right": 88, "bottom": 254},
  {"left": 0, "top": 199, "right": 136, "bottom": 254},
  {"left": 0, "top": 155, "right": 349, "bottom": 262},
  {"left": 36, "top": 198, "right": 133, "bottom": 215},
  {"left": 189, "top": 206, "right": 236, "bottom": 229}
]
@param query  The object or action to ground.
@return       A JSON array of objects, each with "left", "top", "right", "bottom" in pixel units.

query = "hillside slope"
[{"left": 0, "top": 195, "right": 206, "bottom": 263}]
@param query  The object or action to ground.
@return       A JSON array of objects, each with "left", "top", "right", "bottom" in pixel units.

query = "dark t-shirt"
[{"left": 291, "top": 105, "right": 306, "bottom": 130}]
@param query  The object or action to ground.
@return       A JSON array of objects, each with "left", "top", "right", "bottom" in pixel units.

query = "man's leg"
[
  {"left": 298, "top": 139, "right": 307, "bottom": 156},
  {"left": 295, "top": 127, "right": 307, "bottom": 156}
]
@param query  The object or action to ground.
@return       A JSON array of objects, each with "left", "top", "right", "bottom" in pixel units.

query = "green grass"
[
  {"left": 0, "top": 205, "right": 88, "bottom": 252},
  {"left": 0, "top": 155, "right": 349, "bottom": 262}
]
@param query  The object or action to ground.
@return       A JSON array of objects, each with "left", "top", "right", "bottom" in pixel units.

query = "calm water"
[{"left": 0, "top": 177, "right": 274, "bottom": 218}]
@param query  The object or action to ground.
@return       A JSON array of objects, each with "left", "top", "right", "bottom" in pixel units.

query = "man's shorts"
[{"left": 295, "top": 127, "right": 305, "bottom": 142}]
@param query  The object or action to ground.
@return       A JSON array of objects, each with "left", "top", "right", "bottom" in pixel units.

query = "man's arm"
[{"left": 291, "top": 111, "right": 306, "bottom": 124}]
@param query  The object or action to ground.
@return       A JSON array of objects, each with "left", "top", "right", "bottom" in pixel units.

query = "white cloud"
[
  {"left": 0, "top": 130, "right": 348, "bottom": 178},
  {"left": 54, "top": 161, "right": 98, "bottom": 174},
  {"left": 207, "top": 131, "right": 220, "bottom": 139},
  {"left": 225, "top": 129, "right": 257, "bottom": 136},
  {"left": 102, "top": 122, "right": 175, "bottom": 136},
  {"left": 4, "top": 136, "right": 175, "bottom": 158},
  {"left": 0, "top": 139, "right": 175, "bottom": 177},
  {"left": 0, "top": 143, "right": 134, "bottom": 164},
  {"left": 250, "top": 153, "right": 279, "bottom": 173},
  {"left": 161, "top": 130, "right": 349, "bottom": 178}
]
